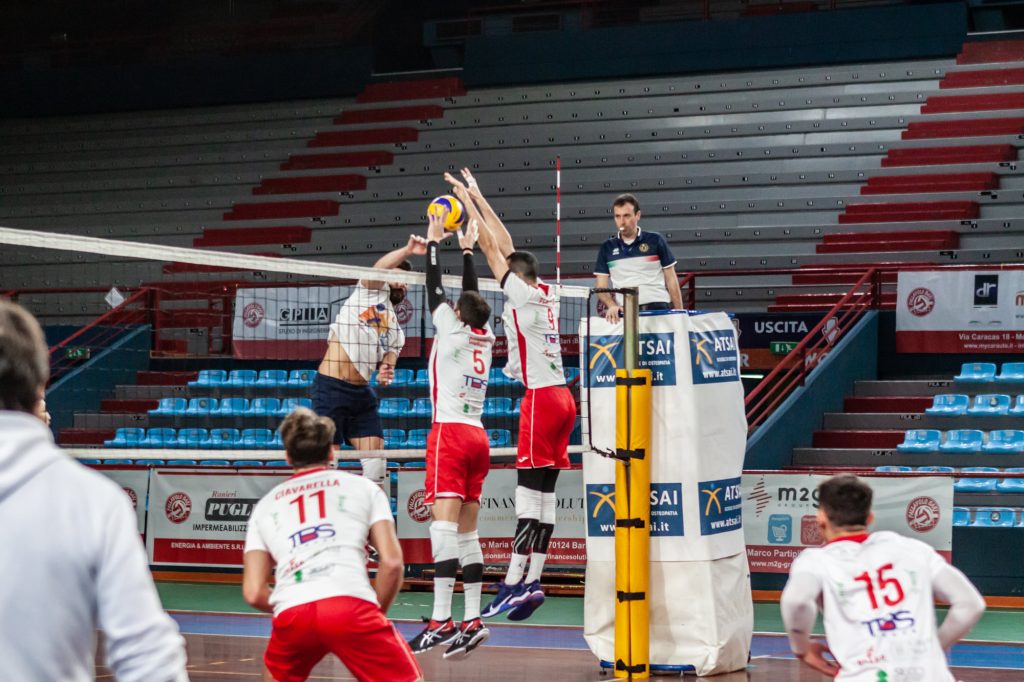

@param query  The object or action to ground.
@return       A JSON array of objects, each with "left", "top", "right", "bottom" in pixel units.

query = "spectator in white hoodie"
[{"left": 0, "top": 300, "right": 189, "bottom": 682}]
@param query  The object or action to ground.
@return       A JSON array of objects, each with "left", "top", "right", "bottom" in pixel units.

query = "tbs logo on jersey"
[
  {"left": 586, "top": 332, "right": 677, "bottom": 388},
  {"left": 862, "top": 610, "right": 915, "bottom": 636},
  {"left": 689, "top": 329, "right": 740, "bottom": 385},
  {"left": 698, "top": 477, "right": 742, "bottom": 536},
  {"left": 586, "top": 483, "right": 683, "bottom": 537},
  {"left": 288, "top": 523, "right": 336, "bottom": 548}
]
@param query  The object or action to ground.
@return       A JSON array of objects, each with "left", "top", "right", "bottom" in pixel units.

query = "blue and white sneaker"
[
  {"left": 506, "top": 580, "right": 545, "bottom": 621},
  {"left": 480, "top": 580, "right": 528, "bottom": 618}
]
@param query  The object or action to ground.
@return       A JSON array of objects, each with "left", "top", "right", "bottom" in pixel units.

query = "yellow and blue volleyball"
[{"left": 427, "top": 195, "right": 466, "bottom": 232}]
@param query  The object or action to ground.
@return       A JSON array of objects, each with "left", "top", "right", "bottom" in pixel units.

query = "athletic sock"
[
  {"left": 430, "top": 520, "right": 459, "bottom": 622},
  {"left": 526, "top": 492, "right": 557, "bottom": 583},
  {"left": 458, "top": 530, "right": 484, "bottom": 621}
]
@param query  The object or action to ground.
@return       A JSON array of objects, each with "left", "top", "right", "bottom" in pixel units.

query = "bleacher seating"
[
  {"left": 972, "top": 507, "right": 1017, "bottom": 528},
  {"left": 405, "top": 429, "right": 430, "bottom": 448},
  {"left": 896, "top": 429, "right": 942, "bottom": 453},
  {"left": 487, "top": 429, "right": 512, "bottom": 447},
  {"left": 875, "top": 466, "right": 913, "bottom": 472},
  {"left": 1012, "top": 396, "right": 1024, "bottom": 416},
  {"left": 227, "top": 370, "right": 258, "bottom": 386},
  {"left": 917, "top": 466, "right": 955, "bottom": 473},
  {"left": 191, "top": 370, "right": 228, "bottom": 387},
  {"left": 982, "top": 430, "right": 1024, "bottom": 453},
  {"left": 217, "top": 397, "right": 250, "bottom": 416},
  {"left": 141, "top": 428, "right": 177, "bottom": 448},
  {"left": 209, "top": 428, "right": 242, "bottom": 449},
  {"left": 924, "top": 394, "right": 969, "bottom": 416},
  {"left": 952, "top": 507, "right": 971, "bottom": 527},
  {"left": 240, "top": 428, "right": 273, "bottom": 448},
  {"left": 176, "top": 428, "right": 210, "bottom": 448},
  {"left": 410, "top": 399, "right": 432, "bottom": 417},
  {"left": 289, "top": 369, "right": 316, "bottom": 386},
  {"left": 483, "top": 398, "right": 513, "bottom": 417},
  {"left": 248, "top": 398, "right": 281, "bottom": 416},
  {"left": 997, "top": 469, "right": 1024, "bottom": 493},
  {"left": 954, "top": 363, "right": 997, "bottom": 382},
  {"left": 186, "top": 397, "right": 218, "bottom": 415},
  {"left": 380, "top": 398, "right": 410, "bottom": 416},
  {"left": 938, "top": 429, "right": 986, "bottom": 453},
  {"left": 954, "top": 467, "right": 1001, "bottom": 492},
  {"left": 966, "top": 394, "right": 1011, "bottom": 416},
  {"left": 256, "top": 369, "right": 289, "bottom": 386},
  {"left": 996, "top": 362, "right": 1024, "bottom": 383},
  {"left": 383, "top": 429, "right": 405, "bottom": 449},
  {"left": 150, "top": 397, "right": 187, "bottom": 416}
]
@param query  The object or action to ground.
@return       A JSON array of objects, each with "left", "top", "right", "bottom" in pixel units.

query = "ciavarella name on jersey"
[{"left": 274, "top": 477, "right": 340, "bottom": 500}]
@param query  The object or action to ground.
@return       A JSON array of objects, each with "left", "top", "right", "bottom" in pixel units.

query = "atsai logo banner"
[
  {"left": 698, "top": 477, "right": 742, "bottom": 536},
  {"left": 585, "top": 482, "right": 683, "bottom": 537},
  {"left": 586, "top": 332, "right": 677, "bottom": 388},
  {"left": 689, "top": 330, "right": 740, "bottom": 385}
]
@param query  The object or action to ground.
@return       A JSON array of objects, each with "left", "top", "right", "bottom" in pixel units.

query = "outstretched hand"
[
  {"left": 797, "top": 641, "right": 839, "bottom": 677},
  {"left": 444, "top": 171, "right": 469, "bottom": 198},
  {"left": 458, "top": 219, "right": 479, "bottom": 251},
  {"left": 426, "top": 213, "right": 446, "bottom": 244},
  {"left": 460, "top": 168, "right": 480, "bottom": 196},
  {"left": 406, "top": 234, "right": 428, "bottom": 255}
]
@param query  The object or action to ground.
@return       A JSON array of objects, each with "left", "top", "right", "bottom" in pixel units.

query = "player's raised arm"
[
  {"left": 458, "top": 220, "right": 480, "bottom": 293},
  {"left": 445, "top": 173, "right": 508, "bottom": 282},
  {"left": 425, "top": 213, "right": 448, "bottom": 314},
  {"left": 458, "top": 169, "right": 514, "bottom": 257},
  {"left": 362, "top": 234, "right": 428, "bottom": 290}
]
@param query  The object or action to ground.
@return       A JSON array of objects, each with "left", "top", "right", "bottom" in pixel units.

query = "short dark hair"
[
  {"left": 0, "top": 300, "right": 49, "bottom": 413},
  {"left": 612, "top": 193, "right": 640, "bottom": 212},
  {"left": 395, "top": 260, "right": 412, "bottom": 272},
  {"left": 818, "top": 474, "right": 873, "bottom": 528},
  {"left": 457, "top": 291, "right": 491, "bottom": 329},
  {"left": 506, "top": 251, "right": 539, "bottom": 282},
  {"left": 279, "top": 407, "right": 336, "bottom": 467}
]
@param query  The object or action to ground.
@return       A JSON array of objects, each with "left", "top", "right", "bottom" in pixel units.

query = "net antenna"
[{"left": 555, "top": 155, "right": 562, "bottom": 286}]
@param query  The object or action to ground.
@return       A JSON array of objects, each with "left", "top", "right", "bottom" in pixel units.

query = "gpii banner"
[
  {"left": 396, "top": 469, "right": 587, "bottom": 566},
  {"left": 742, "top": 473, "right": 953, "bottom": 573},
  {"left": 146, "top": 469, "right": 287, "bottom": 568},
  {"left": 896, "top": 270, "right": 1024, "bottom": 352}
]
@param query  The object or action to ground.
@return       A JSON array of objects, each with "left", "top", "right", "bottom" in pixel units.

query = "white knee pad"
[
  {"left": 515, "top": 485, "right": 543, "bottom": 520},
  {"left": 430, "top": 520, "right": 459, "bottom": 563},
  {"left": 457, "top": 530, "right": 483, "bottom": 567},
  {"left": 360, "top": 457, "right": 387, "bottom": 486},
  {"left": 540, "top": 492, "right": 557, "bottom": 525}
]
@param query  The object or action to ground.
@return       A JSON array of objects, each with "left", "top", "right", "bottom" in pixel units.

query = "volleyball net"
[{"left": 0, "top": 225, "right": 591, "bottom": 462}]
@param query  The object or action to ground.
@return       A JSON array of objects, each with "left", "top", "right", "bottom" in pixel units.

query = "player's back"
[
  {"left": 796, "top": 531, "right": 952, "bottom": 682},
  {"left": 429, "top": 304, "right": 495, "bottom": 426},
  {"left": 501, "top": 275, "right": 565, "bottom": 389},
  {"left": 247, "top": 468, "right": 393, "bottom": 615}
]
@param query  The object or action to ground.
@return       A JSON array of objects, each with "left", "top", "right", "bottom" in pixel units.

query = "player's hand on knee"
[{"left": 797, "top": 641, "right": 839, "bottom": 677}]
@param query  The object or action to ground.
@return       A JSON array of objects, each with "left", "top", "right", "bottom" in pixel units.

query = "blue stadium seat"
[
  {"left": 288, "top": 369, "right": 316, "bottom": 387},
  {"left": 410, "top": 398, "right": 432, "bottom": 417},
  {"left": 185, "top": 397, "right": 218, "bottom": 415},
  {"left": 924, "top": 394, "right": 969, "bottom": 416},
  {"left": 982, "top": 430, "right": 1024, "bottom": 453},
  {"left": 489, "top": 368, "right": 512, "bottom": 386},
  {"left": 896, "top": 429, "right": 942, "bottom": 453},
  {"left": 379, "top": 398, "right": 410, "bottom": 416},
  {"left": 392, "top": 369, "right": 414, "bottom": 386},
  {"left": 102, "top": 459, "right": 135, "bottom": 465},
  {"left": 512, "top": 398, "right": 522, "bottom": 416},
  {"left": 247, "top": 397, "right": 281, "bottom": 416},
  {"left": 227, "top": 369, "right": 258, "bottom": 387},
  {"left": 164, "top": 460, "right": 199, "bottom": 466},
  {"left": 337, "top": 461, "right": 361, "bottom": 469},
  {"left": 175, "top": 428, "right": 210, "bottom": 448},
  {"left": 240, "top": 429, "right": 273, "bottom": 448},
  {"left": 483, "top": 398, "right": 513, "bottom": 417},
  {"left": 383, "top": 429, "right": 406, "bottom": 449},
  {"left": 405, "top": 429, "right": 430, "bottom": 448},
  {"left": 208, "top": 428, "right": 241, "bottom": 449},
  {"left": 190, "top": 369, "right": 227, "bottom": 387},
  {"left": 995, "top": 362, "right": 1024, "bottom": 383},
  {"left": 218, "top": 397, "right": 250, "bottom": 415},
  {"left": 266, "top": 460, "right": 290, "bottom": 467},
  {"left": 105, "top": 427, "right": 145, "bottom": 447},
  {"left": 133, "top": 459, "right": 166, "bottom": 466},
  {"left": 917, "top": 466, "right": 955, "bottom": 473},
  {"left": 233, "top": 460, "right": 265, "bottom": 467},
  {"left": 563, "top": 367, "right": 581, "bottom": 385},
  {"left": 149, "top": 397, "right": 187, "bottom": 416},
  {"left": 954, "top": 467, "right": 1001, "bottom": 492},
  {"left": 938, "top": 429, "right": 985, "bottom": 453},
  {"left": 487, "top": 429, "right": 511, "bottom": 447},
  {"left": 1010, "top": 395, "right": 1024, "bottom": 416},
  {"left": 278, "top": 397, "right": 312, "bottom": 416},
  {"left": 141, "top": 428, "right": 177, "bottom": 449},
  {"left": 966, "top": 393, "right": 1011, "bottom": 416},
  {"left": 954, "top": 363, "right": 997, "bottom": 382},
  {"left": 76, "top": 458, "right": 102, "bottom": 465},
  {"left": 199, "top": 460, "right": 232, "bottom": 466},
  {"left": 952, "top": 507, "right": 971, "bottom": 527},
  {"left": 996, "top": 468, "right": 1024, "bottom": 493},
  {"left": 972, "top": 507, "right": 1016, "bottom": 528},
  {"left": 411, "top": 369, "right": 430, "bottom": 387},
  {"left": 270, "top": 431, "right": 283, "bottom": 449},
  {"left": 256, "top": 369, "right": 289, "bottom": 386}
]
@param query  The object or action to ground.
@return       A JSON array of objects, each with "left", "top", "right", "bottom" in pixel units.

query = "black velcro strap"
[
  {"left": 617, "top": 590, "right": 646, "bottom": 602},
  {"left": 616, "top": 448, "right": 646, "bottom": 460},
  {"left": 615, "top": 376, "right": 647, "bottom": 386},
  {"left": 615, "top": 660, "right": 647, "bottom": 674},
  {"left": 615, "top": 518, "right": 645, "bottom": 528}
]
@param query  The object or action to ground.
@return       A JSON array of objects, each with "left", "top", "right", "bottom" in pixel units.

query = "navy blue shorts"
[{"left": 311, "top": 374, "right": 384, "bottom": 445}]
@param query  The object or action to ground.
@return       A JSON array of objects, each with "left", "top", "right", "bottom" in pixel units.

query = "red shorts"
[
  {"left": 424, "top": 422, "right": 490, "bottom": 505},
  {"left": 518, "top": 385, "right": 577, "bottom": 469},
  {"left": 265, "top": 596, "right": 421, "bottom": 682}
]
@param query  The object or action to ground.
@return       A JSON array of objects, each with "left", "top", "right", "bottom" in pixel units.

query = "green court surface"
[{"left": 156, "top": 582, "right": 1024, "bottom": 642}]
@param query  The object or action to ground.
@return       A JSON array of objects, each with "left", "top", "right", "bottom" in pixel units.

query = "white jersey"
[
  {"left": 501, "top": 274, "right": 566, "bottom": 390},
  {"left": 786, "top": 531, "right": 956, "bottom": 682},
  {"left": 328, "top": 284, "right": 405, "bottom": 382},
  {"left": 244, "top": 468, "right": 393, "bottom": 616},
  {"left": 429, "top": 303, "right": 495, "bottom": 427}
]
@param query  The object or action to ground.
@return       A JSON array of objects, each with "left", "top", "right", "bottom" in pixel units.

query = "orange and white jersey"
[
  {"left": 501, "top": 274, "right": 565, "bottom": 390},
  {"left": 429, "top": 303, "right": 495, "bottom": 427},
  {"left": 784, "top": 531, "right": 956, "bottom": 682},
  {"left": 244, "top": 468, "right": 393, "bottom": 616}
]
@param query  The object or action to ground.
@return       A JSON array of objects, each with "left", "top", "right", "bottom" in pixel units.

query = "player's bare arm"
[
  {"left": 445, "top": 173, "right": 509, "bottom": 281},
  {"left": 368, "top": 518, "right": 405, "bottom": 613},
  {"left": 361, "top": 235, "right": 428, "bottom": 290},
  {"left": 241, "top": 550, "right": 274, "bottom": 614},
  {"left": 456, "top": 168, "right": 515, "bottom": 256},
  {"left": 663, "top": 265, "right": 684, "bottom": 309}
]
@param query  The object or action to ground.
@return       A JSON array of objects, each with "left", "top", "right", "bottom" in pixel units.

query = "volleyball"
[{"left": 427, "top": 195, "right": 466, "bottom": 232}]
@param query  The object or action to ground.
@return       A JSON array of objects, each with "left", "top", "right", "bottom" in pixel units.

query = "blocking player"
[
  {"left": 407, "top": 213, "right": 495, "bottom": 658},
  {"left": 243, "top": 407, "right": 422, "bottom": 682},
  {"left": 313, "top": 236, "right": 426, "bottom": 487},
  {"left": 446, "top": 169, "right": 577, "bottom": 621},
  {"left": 780, "top": 474, "right": 985, "bottom": 681}
]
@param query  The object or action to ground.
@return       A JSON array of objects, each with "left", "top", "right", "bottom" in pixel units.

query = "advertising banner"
[
  {"left": 742, "top": 473, "right": 953, "bottom": 573},
  {"left": 896, "top": 270, "right": 1024, "bottom": 352},
  {"left": 232, "top": 285, "right": 423, "bottom": 359},
  {"left": 396, "top": 468, "right": 586, "bottom": 566},
  {"left": 97, "top": 466, "right": 151, "bottom": 535},
  {"left": 146, "top": 469, "right": 287, "bottom": 567}
]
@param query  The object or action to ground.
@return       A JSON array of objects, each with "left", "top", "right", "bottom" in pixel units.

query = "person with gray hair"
[{"left": 0, "top": 300, "right": 189, "bottom": 681}]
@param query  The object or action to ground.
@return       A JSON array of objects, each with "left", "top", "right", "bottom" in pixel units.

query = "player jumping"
[
  {"left": 446, "top": 169, "right": 577, "bottom": 621},
  {"left": 781, "top": 474, "right": 985, "bottom": 681},
  {"left": 312, "top": 236, "right": 426, "bottom": 487},
  {"left": 407, "top": 214, "right": 496, "bottom": 658}
]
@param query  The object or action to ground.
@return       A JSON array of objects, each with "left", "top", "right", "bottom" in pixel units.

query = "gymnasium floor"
[{"left": 95, "top": 583, "right": 1024, "bottom": 681}]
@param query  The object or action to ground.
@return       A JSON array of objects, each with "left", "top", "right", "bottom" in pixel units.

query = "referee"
[{"left": 594, "top": 193, "right": 683, "bottom": 323}]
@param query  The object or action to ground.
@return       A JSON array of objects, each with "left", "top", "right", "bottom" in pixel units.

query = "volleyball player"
[
  {"left": 407, "top": 214, "right": 495, "bottom": 658},
  {"left": 446, "top": 170, "right": 577, "bottom": 621},
  {"left": 243, "top": 407, "right": 421, "bottom": 682},
  {"left": 780, "top": 474, "right": 985, "bottom": 681},
  {"left": 313, "top": 236, "right": 426, "bottom": 487}
]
